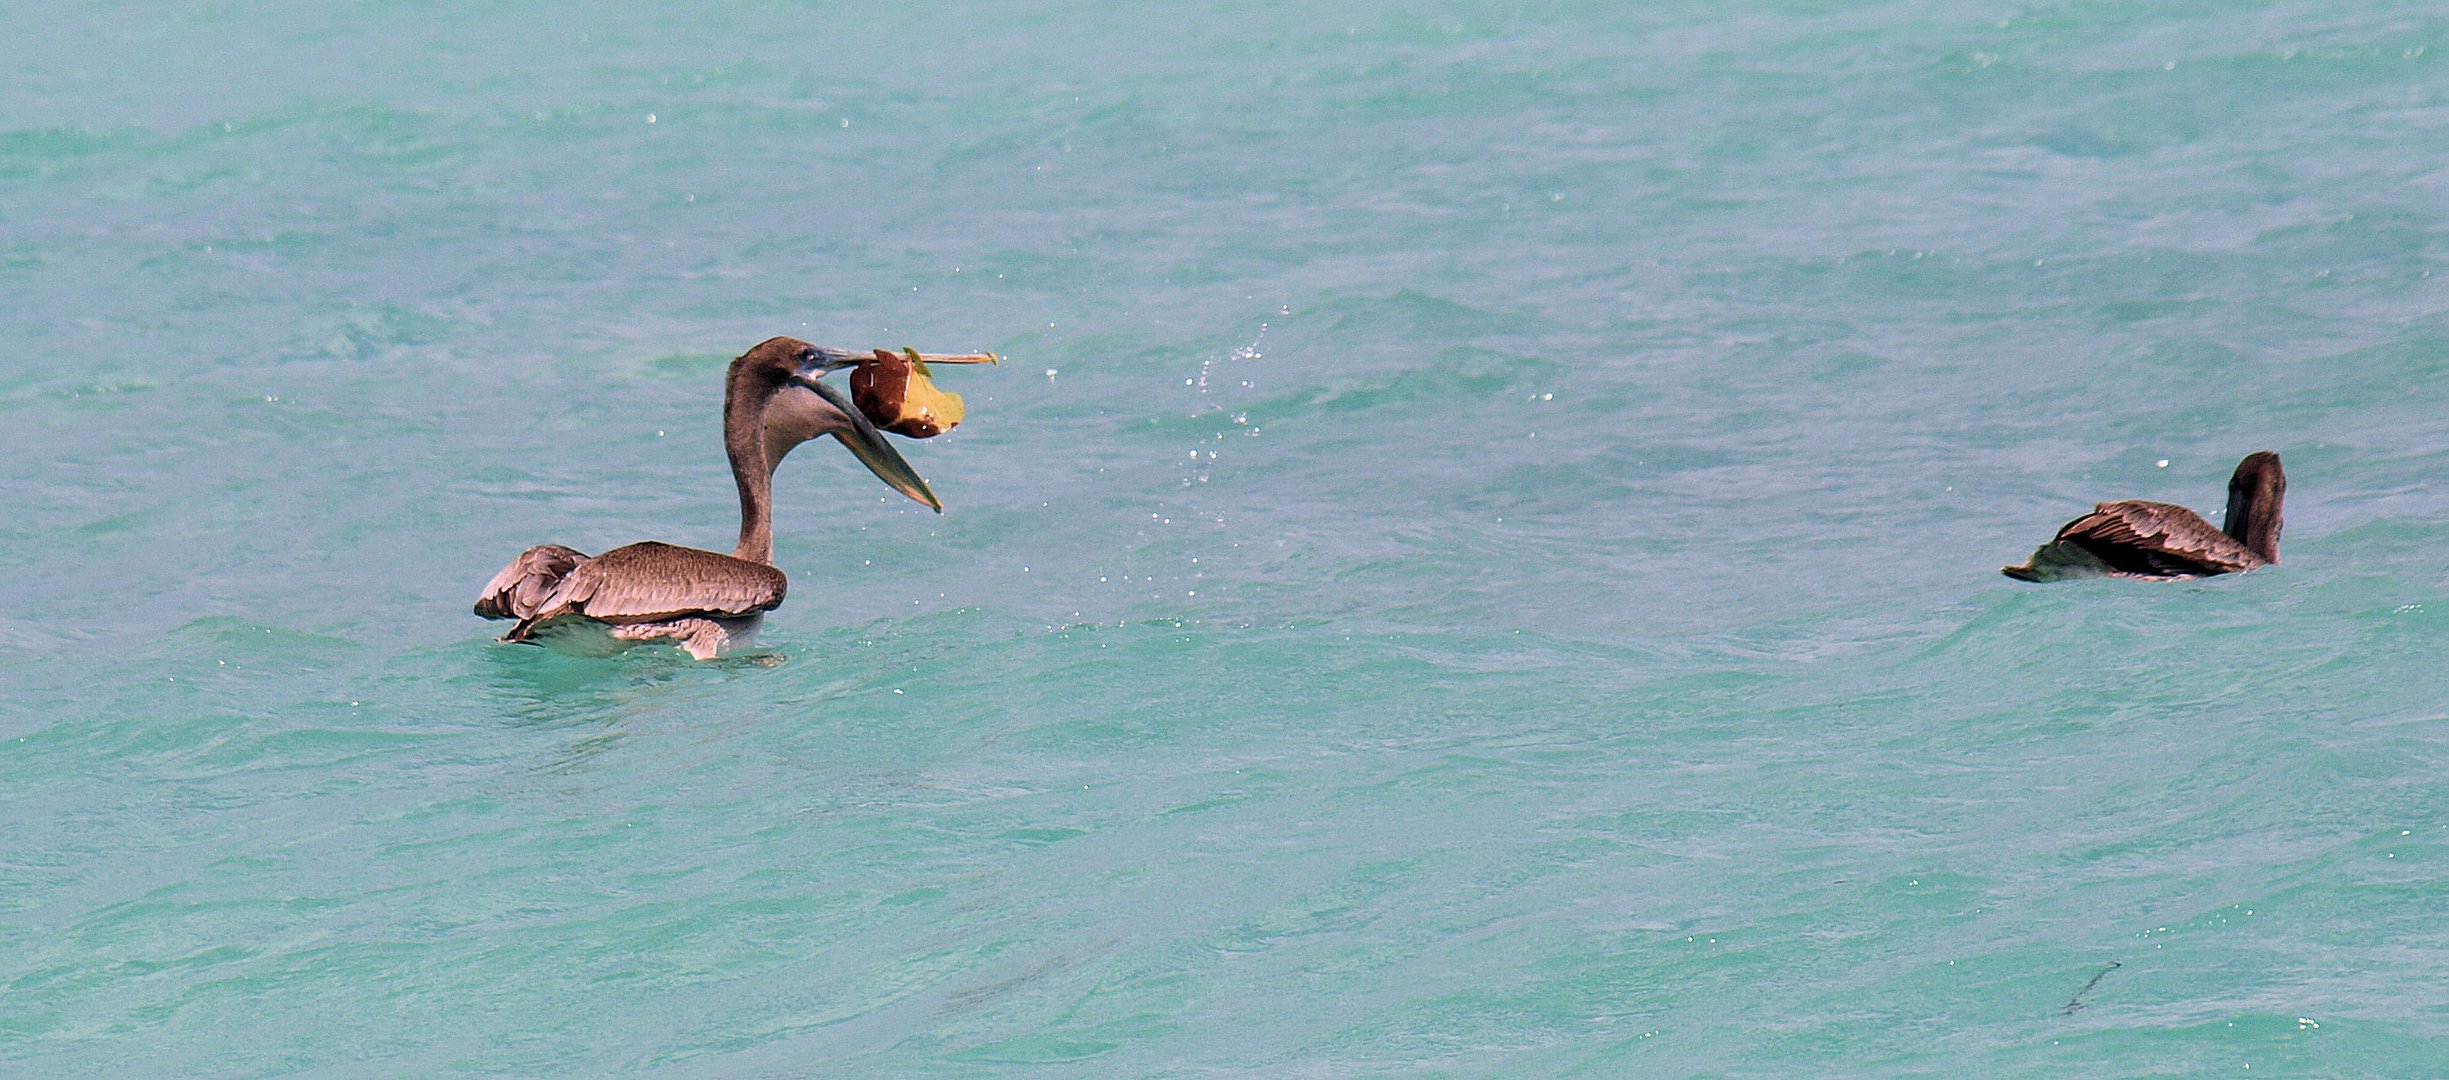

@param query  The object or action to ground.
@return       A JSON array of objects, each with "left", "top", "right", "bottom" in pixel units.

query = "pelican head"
[
  {"left": 2222, "top": 450, "right": 2285, "bottom": 561},
  {"left": 728, "top": 336, "right": 942, "bottom": 511}
]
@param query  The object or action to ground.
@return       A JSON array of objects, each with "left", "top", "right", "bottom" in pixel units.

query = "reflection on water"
[{"left": 474, "top": 643, "right": 751, "bottom": 771}]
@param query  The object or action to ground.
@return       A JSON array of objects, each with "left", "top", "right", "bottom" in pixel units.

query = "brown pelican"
[
  {"left": 475, "top": 336, "right": 991, "bottom": 658},
  {"left": 2003, "top": 451, "right": 2285, "bottom": 582}
]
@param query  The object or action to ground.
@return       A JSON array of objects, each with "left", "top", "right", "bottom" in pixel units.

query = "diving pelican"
[
  {"left": 2003, "top": 451, "right": 2285, "bottom": 582},
  {"left": 475, "top": 336, "right": 991, "bottom": 658}
]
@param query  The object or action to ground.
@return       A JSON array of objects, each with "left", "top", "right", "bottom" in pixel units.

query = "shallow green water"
[{"left": 4, "top": 2, "right": 2447, "bottom": 1075}]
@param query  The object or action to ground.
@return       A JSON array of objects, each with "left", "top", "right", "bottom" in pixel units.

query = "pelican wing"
[
  {"left": 475, "top": 544, "right": 589, "bottom": 620},
  {"left": 506, "top": 541, "right": 786, "bottom": 640},
  {"left": 2055, "top": 500, "right": 2266, "bottom": 577}
]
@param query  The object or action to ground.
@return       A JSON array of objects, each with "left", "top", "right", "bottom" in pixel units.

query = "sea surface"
[{"left": 4, "top": 2, "right": 2447, "bottom": 1075}]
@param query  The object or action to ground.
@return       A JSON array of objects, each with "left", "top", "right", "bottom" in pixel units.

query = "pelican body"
[
  {"left": 476, "top": 337, "right": 989, "bottom": 659},
  {"left": 2003, "top": 451, "right": 2285, "bottom": 582}
]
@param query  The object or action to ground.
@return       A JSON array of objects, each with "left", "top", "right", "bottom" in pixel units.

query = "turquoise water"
[{"left": 6, "top": 1, "right": 2448, "bottom": 1074}]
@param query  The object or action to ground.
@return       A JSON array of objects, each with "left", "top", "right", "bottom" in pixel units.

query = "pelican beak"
[
  {"left": 802, "top": 346, "right": 998, "bottom": 374},
  {"left": 802, "top": 377, "right": 943, "bottom": 512},
  {"left": 907, "top": 350, "right": 1000, "bottom": 367}
]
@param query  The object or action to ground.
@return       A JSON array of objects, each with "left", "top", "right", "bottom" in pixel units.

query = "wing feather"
[{"left": 2055, "top": 501, "right": 2265, "bottom": 577}]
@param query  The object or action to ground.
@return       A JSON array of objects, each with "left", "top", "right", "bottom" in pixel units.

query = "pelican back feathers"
[{"left": 477, "top": 541, "right": 787, "bottom": 643}]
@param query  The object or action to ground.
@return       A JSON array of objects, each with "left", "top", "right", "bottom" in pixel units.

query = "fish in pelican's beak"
[{"left": 783, "top": 345, "right": 996, "bottom": 513}]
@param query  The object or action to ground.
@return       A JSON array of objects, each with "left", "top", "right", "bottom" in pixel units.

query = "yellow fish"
[{"left": 851, "top": 347, "right": 995, "bottom": 438}]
